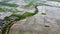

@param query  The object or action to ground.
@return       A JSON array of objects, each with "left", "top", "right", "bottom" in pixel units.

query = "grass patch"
[
  {"left": 0, "top": 2, "right": 19, "bottom": 7},
  {"left": 0, "top": 8, "right": 5, "bottom": 12}
]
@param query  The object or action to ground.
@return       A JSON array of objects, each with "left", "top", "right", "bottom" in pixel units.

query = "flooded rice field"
[{"left": 0, "top": 0, "right": 60, "bottom": 34}]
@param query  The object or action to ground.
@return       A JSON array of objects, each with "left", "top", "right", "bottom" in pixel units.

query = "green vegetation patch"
[
  {"left": 0, "top": 8, "right": 5, "bottom": 12},
  {"left": 41, "top": 12, "right": 46, "bottom": 15},
  {"left": 0, "top": 2, "right": 19, "bottom": 7}
]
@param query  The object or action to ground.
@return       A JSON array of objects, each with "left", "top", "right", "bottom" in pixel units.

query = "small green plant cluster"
[{"left": 41, "top": 12, "right": 46, "bottom": 15}]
